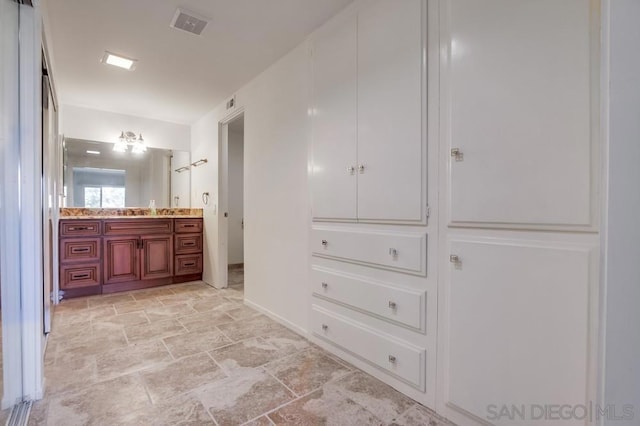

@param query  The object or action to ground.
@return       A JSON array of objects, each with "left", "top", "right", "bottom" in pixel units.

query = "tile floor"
[{"left": 28, "top": 270, "right": 454, "bottom": 425}]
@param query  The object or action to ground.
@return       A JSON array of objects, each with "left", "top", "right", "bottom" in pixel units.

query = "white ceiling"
[{"left": 44, "top": 0, "right": 353, "bottom": 124}]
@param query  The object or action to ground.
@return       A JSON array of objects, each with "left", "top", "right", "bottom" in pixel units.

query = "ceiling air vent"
[{"left": 170, "top": 8, "right": 209, "bottom": 36}]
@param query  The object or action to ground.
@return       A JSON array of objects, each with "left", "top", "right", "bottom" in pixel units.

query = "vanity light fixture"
[
  {"left": 101, "top": 51, "right": 138, "bottom": 71},
  {"left": 113, "top": 131, "right": 147, "bottom": 153}
]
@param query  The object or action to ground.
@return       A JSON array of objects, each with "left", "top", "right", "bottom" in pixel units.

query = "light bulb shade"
[
  {"left": 132, "top": 141, "right": 147, "bottom": 154},
  {"left": 113, "top": 141, "right": 127, "bottom": 152}
]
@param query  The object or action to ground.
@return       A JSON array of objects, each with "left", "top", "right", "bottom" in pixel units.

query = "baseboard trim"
[{"left": 243, "top": 298, "right": 309, "bottom": 338}]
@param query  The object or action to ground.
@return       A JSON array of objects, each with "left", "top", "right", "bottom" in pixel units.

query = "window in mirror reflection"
[
  {"left": 84, "top": 186, "right": 125, "bottom": 208},
  {"left": 73, "top": 167, "right": 126, "bottom": 208}
]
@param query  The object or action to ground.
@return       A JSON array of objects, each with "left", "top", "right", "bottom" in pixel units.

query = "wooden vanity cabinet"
[
  {"left": 59, "top": 218, "right": 203, "bottom": 299},
  {"left": 59, "top": 221, "right": 103, "bottom": 298}
]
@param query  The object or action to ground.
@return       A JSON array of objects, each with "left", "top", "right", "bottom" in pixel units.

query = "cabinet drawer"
[
  {"left": 175, "top": 233, "right": 203, "bottom": 254},
  {"left": 60, "top": 238, "right": 101, "bottom": 263},
  {"left": 60, "top": 220, "right": 101, "bottom": 237},
  {"left": 312, "top": 306, "right": 425, "bottom": 390},
  {"left": 104, "top": 219, "right": 173, "bottom": 235},
  {"left": 312, "top": 267, "right": 425, "bottom": 330},
  {"left": 174, "top": 219, "right": 203, "bottom": 233},
  {"left": 175, "top": 254, "right": 203, "bottom": 276},
  {"left": 312, "top": 227, "right": 427, "bottom": 275},
  {"left": 60, "top": 263, "right": 101, "bottom": 289}
]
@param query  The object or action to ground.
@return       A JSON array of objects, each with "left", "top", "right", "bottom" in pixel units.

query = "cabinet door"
[
  {"left": 310, "top": 14, "right": 358, "bottom": 221},
  {"left": 103, "top": 237, "right": 139, "bottom": 285},
  {"left": 444, "top": 239, "right": 591, "bottom": 425},
  {"left": 357, "top": 0, "right": 424, "bottom": 222},
  {"left": 444, "top": 0, "right": 595, "bottom": 229},
  {"left": 141, "top": 235, "right": 174, "bottom": 280}
]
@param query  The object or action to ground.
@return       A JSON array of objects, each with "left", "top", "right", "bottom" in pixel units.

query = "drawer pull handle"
[
  {"left": 322, "top": 324, "right": 328, "bottom": 331},
  {"left": 388, "top": 301, "right": 397, "bottom": 309},
  {"left": 184, "top": 262, "right": 197, "bottom": 267},
  {"left": 70, "top": 226, "right": 91, "bottom": 231},
  {"left": 449, "top": 254, "right": 460, "bottom": 264},
  {"left": 388, "top": 355, "right": 397, "bottom": 364},
  {"left": 321, "top": 282, "right": 328, "bottom": 289},
  {"left": 183, "top": 242, "right": 196, "bottom": 246},
  {"left": 71, "top": 248, "right": 91, "bottom": 253},
  {"left": 183, "top": 224, "right": 196, "bottom": 228},
  {"left": 389, "top": 248, "right": 398, "bottom": 257},
  {"left": 73, "top": 274, "right": 90, "bottom": 280},
  {"left": 321, "top": 240, "right": 328, "bottom": 247}
]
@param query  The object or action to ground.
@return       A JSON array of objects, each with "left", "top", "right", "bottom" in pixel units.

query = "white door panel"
[
  {"left": 446, "top": 239, "right": 591, "bottom": 425},
  {"left": 311, "top": 15, "right": 357, "bottom": 220},
  {"left": 357, "top": 0, "right": 424, "bottom": 222},
  {"left": 444, "top": 0, "right": 595, "bottom": 228}
]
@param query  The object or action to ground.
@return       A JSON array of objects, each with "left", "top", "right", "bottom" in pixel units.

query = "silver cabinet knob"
[
  {"left": 321, "top": 282, "right": 328, "bottom": 289},
  {"left": 321, "top": 240, "right": 328, "bottom": 247},
  {"left": 347, "top": 166, "right": 355, "bottom": 175},
  {"left": 388, "top": 301, "right": 397, "bottom": 309},
  {"left": 449, "top": 254, "right": 460, "bottom": 263},
  {"left": 389, "top": 248, "right": 398, "bottom": 257},
  {"left": 451, "top": 148, "right": 464, "bottom": 161},
  {"left": 388, "top": 355, "right": 397, "bottom": 363},
  {"left": 322, "top": 324, "right": 328, "bottom": 331},
  {"left": 358, "top": 164, "right": 365, "bottom": 173}
]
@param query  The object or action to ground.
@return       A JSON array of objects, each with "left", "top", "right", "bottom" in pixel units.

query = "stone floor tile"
[
  {"left": 390, "top": 404, "right": 456, "bottom": 426},
  {"left": 141, "top": 353, "right": 226, "bottom": 403},
  {"left": 120, "top": 391, "right": 215, "bottom": 425},
  {"left": 91, "top": 311, "right": 150, "bottom": 330},
  {"left": 96, "top": 340, "right": 173, "bottom": 381},
  {"left": 210, "top": 337, "right": 284, "bottom": 371},
  {"left": 226, "top": 305, "right": 262, "bottom": 321},
  {"left": 163, "top": 329, "right": 232, "bottom": 359},
  {"left": 46, "top": 374, "right": 150, "bottom": 426},
  {"left": 268, "top": 388, "right": 384, "bottom": 426},
  {"left": 196, "top": 368, "right": 294, "bottom": 426},
  {"left": 178, "top": 310, "right": 235, "bottom": 333},
  {"left": 44, "top": 355, "right": 97, "bottom": 396},
  {"left": 124, "top": 318, "right": 187, "bottom": 343},
  {"left": 143, "top": 303, "right": 197, "bottom": 322},
  {"left": 87, "top": 293, "right": 136, "bottom": 308},
  {"left": 265, "top": 348, "right": 351, "bottom": 396},
  {"left": 328, "top": 371, "right": 415, "bottom": 423}
]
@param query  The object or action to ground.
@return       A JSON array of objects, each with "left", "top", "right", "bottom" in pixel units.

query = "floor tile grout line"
[
  {"left": 160, "top": 338, "right": 176, "bottom": 360},
  {"left": 263, "top": 368, "right": 299, "bottom": 399}
]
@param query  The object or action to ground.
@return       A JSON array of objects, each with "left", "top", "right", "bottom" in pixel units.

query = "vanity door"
[
  {"left": 103, "top": 236, "right": 140, "bottom": 285},
  {"left": 140, "top": 235, "right": 174, "bottom": 280}
]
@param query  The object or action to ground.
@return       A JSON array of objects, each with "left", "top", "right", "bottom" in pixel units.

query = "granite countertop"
[{"left": 60, "top": 215, "right": 203, "bottom": 219}]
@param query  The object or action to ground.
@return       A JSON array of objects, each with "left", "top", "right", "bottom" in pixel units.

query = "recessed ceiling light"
[
  {"left": 86, "top": 150, "right": 101, "bottom": 155},
  {"left": 101, "top": 51, "right": 137, "bottom": 70}
]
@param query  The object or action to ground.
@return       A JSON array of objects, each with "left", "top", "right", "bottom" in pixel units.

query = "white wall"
[
  {"left": 191, "top": 42, "right": 311, "bottom": 331},
  {"left": 61, "top": 105, "right": 191, "bottom": 151},
  {"left": 228, "top": 128, "right": 244, "bottom": 265},
  {"left": 602, "top": 0, "right": 640, "bottom": 424}
]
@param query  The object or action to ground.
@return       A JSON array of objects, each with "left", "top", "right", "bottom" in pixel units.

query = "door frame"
[{"left": 216, "top": 108, "right": 244, "bottom": 288}]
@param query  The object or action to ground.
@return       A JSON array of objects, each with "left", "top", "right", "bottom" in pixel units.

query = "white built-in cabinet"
[
  {"left": 309, "top": 0, "right": 600, "bottom": 425},
  {"left": 437, "top": 1, "right": 600, "bottom": 425},
  {"left": 311, "top": 0, "right": 425, "bottom": 224},
  {"left": 309, "top": 0, "right": 435, "bottom": 410}
]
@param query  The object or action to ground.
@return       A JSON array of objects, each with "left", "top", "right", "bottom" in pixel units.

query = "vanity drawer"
[
  {"left": 175, "top": 233, "right": 203, "bottom": 254},
  {"left": 312, "top": 306, "right": 425, "bottom": 390},
  {"left": 60, "top": 220, "right": 101, "bottom": 237},
  {"left": 311, "top": 227, "right": 427, "bottom": 275},
  {"left": 175, "top": 254, "right": 203, "bottom": 276},
  {"left": 312, "top": 267, "right": 425, "bottom": 330},
  {"left": 104, "top": 219, "right": 173, "bottom": 235},
  {"left": 60, "top": 263, "right": 101, "bottom": 289},
  {"left": 60, "top": 238, "right": 101, "bottom": 263},
  {"left": 175, "top": 219, "right": 203, "bottom": 233}
]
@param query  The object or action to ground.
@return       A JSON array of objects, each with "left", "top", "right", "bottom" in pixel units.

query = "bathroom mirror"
[{"left": 63, "top": 138, "right": 191, "bottom": 208}]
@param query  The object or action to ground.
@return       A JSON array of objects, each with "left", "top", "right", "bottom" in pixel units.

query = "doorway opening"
[{"left": 218, "top": 111, "right": 245, "bottom": 290}]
